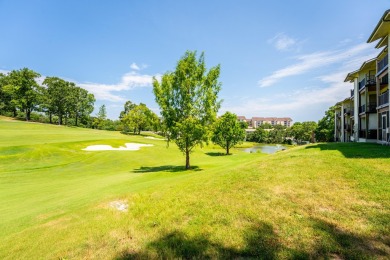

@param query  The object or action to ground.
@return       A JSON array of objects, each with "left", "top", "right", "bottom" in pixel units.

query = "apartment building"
[
  {"left": 335, "top": 9, "right": 390, "bottom": 143},
  {"left": 237, "top": 116, "right": 293, "bottom": 128}
]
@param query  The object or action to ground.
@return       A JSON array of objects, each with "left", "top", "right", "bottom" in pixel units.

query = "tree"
[
  {"left": 290, "top": 121, "right": 317, "bottom": 143},
  {"left": 3, "top": 68, "right": 41, "bottom": 121},
  {"left": 153, "top": 51, "right": 221, "bottom": 169},
  {"left": 212, "top": 112, "right": 246, "bottom": 154},
  {"left": 315, "top": 106, "right": 335, "bottom": 142},
  {"left": 122, "top": 103, "right": 158, "bottom": 134},
  {"left": 93, "top": 104, "right": 107, "bottom": 129},
  {"left": 42, "top": 77, "right": 72, "bottom": 124},
  {"left": 70, "top": 86, "right": 95, "bottom": 126},
  {"left": 119, "top": 100, "right": 137, "bottom": 119}
]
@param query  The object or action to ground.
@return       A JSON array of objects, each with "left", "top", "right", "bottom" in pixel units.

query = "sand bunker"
[
  {"left": 83, "top": 143, "right": 153, "bottom": 151},
  {"left": 144, "top": 136, "right": 166, "bottom": 141}
]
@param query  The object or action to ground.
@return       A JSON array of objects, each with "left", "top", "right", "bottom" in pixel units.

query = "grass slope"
[{"left": 0, "top": 117, "right": 389, "bottom": 259}]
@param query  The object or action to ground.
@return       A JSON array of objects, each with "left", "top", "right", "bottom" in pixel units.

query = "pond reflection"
[{"left": 243, "top": 145, "right": 286, "bottom": 154}]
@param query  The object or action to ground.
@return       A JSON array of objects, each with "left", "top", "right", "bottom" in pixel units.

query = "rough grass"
[{"left": 0, "top": 117, "right": 389, "bottom": 259}]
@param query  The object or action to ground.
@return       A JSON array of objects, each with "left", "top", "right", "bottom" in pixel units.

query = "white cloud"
[
  {"left": 78, "top": 70, "right": 160, "bottom": 102},
  {"left": 130, "top": 63, "right": 140, "bottom": 70},
  {"left": 268, "top": 33, "right": 298, "bottom": 51},
  {"left": 258, "top": 42, "right": 377, "bottom": 88}
]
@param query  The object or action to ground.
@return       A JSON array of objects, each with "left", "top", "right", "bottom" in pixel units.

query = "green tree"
[
  {"left": 42, "top": 77, "right": 71, "bottom": 124},
  {"left": 290, "top": 121, "right": 317, "bottom": 143},
  {"left": 315, "top": 106, "right": 335, "bottom": 142},
  {"left": 119, "top": 100, "right": 137, "bottom": 119},
  {"left": 122, "top": 103, "right": 158, "bottom": 134},
  {"left": 153, "top": 51, "right": 221, "bottom": 169},
  {"left": 93, "top": 104, "right": 107, "bottom": 129},
  {"left": 70, "top": 86, "right": 95, "bottom": 126},
  {"left": 248, "top": 127, "right": 269, "bottom": 143},
  {"left": 3, "top": 68, "right": 41, "bottom": 121},
  {"left": 212, "top": 112, "right": 246, "bottom": 155}
]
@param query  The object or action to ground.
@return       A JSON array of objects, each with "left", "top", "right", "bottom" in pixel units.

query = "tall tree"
[
  {"left": 4, "top": 68, "right": 41, "bottom": 121},
  {"left": 69, "top": 86, "right": 95, "bottom": 126},
  {"left": 315, "top": 106, "right": 335, "bottom": 142},
  {"left": 42, "top": 77, "right": 70, "bottom": 124},
  {"left": 119, "top": 100, "right": 137, "bottom": 119},
  {"left": 153, "top": 51, "right": 222, "bottom": 169},
  {"left": 212, "top": 112, "right": 246, "bottom": 155}
]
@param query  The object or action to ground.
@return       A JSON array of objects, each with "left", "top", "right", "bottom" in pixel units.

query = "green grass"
[{"left": 0, "top": 116, "right": 389, "bottom": 259}]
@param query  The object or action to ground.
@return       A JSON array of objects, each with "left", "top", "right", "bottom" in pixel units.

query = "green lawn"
[{"left": 0, "top": 116, "right": 389, "bottom": 259}]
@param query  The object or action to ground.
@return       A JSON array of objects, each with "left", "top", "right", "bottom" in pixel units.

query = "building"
[
  {"left": 237, "top": 116, "right": 293, "bottom": 128},
  {"left": 335, "top": 9, "right": 390, "bottom": 144}
]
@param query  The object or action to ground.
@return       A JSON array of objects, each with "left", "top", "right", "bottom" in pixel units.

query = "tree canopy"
[
  {"left": 212, "top": 112, "right": 246, "bottom": 154},
  {"left": 315, "top": 106, "right": 335, "bottom": 142},
  {"left": 153, "top": 51, "right": 221, "bottom": 169}
]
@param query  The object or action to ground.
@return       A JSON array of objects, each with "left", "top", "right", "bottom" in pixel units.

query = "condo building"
[
  {"left": 238, "top": 116, "right": 293, "bottom": 128},
  {"left": 335, "top": 10, "right": 390, "bottom": 144}
]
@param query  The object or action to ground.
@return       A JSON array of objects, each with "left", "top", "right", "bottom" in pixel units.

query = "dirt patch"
[{"left": 82, "top": 143, "right": 153, "bottom": 151}]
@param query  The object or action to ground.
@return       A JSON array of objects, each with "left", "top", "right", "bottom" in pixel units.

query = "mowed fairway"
[{"left": 0, "top": 117, "right": 389, "bottom": 259}]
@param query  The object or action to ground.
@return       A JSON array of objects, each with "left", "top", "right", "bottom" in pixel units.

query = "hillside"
[{"left": 0, "top": 117, "right": 389, "bottom": 259}]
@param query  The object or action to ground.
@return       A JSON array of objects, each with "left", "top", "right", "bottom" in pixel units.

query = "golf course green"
[{"left": 0, "top": 116, "right": 389, "bottom": 259}]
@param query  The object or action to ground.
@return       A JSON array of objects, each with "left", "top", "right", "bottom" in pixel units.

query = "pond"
[{"left": 242, "top": 145, "right": 286, "bottom": 154}]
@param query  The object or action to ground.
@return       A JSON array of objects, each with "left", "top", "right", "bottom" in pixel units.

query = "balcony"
[
  {"left": 359, "top": 75, "right": 376, "bottom": 91},
  {"left": 378, "top": 90, "right": 389, "bottom": 107},
  {"left": 343, "top": 108, "right": 351, "bottom": 115},
  {"left": 377, "top": 55, "right": 388, "bottom": 74},
  {"left": 359, "top": 104, "right": 365, "bottom": 114},
  {"left": 381, "top": 74, "right": 388, "bottom": 85},
  {"left": 359, "top": 103, "right": 377, "bottom": 114}
]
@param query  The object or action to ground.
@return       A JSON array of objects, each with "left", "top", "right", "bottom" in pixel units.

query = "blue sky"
[{"left": 1, "top": 0, "right": 389, "bottom": 122}]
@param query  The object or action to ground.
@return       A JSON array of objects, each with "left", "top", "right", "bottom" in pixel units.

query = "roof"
[
  {"left": 344, "top": 58, "right": 376, "bottom": 82},
  {"left": 251, "top": 117, "right": 293, "bottom": 121},
  {"left": 367, "top": 9, "right": 390, "bottom": 44}
]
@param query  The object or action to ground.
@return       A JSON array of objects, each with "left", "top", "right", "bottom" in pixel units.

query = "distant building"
[{"left": 237, "top": 116, "right": 293, "bottom": 128}]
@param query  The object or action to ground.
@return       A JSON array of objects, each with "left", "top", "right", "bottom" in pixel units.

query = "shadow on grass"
[
  {"left": 116, "top": 222, "right": 307, "bottom": 259},
  {"left": 306, "top": 142, "right": 390, "bottom": 158},
  {"left": 116, "top": 218, "right": 389, "bottom": 259},
  {"left": 309, "top": 218, "right": 389, "bottom": 259},
  {"left": 133, "top": 165, "right": 202, "bottom": 173},
  {"left": 205, "top": 152, "right": 228, "bottom": 157}
]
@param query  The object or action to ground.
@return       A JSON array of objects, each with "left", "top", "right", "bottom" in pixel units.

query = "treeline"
[
  {"left": 0, "top": 68, "right": 95, "bottom": 127},
  {"left": 246, "top": 106, "right": 336, "bottom": 145},
  {"left": 0, "top": 68, "right": 161, "bottom": 133}
]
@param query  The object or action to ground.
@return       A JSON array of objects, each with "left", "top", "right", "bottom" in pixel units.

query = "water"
[{"left": 243, "top": 144, "right": 286, "bottom": 154}]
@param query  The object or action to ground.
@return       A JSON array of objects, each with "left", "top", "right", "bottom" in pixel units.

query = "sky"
[{"left": 1, "top": 0, "right": 389, "bottom": 122}]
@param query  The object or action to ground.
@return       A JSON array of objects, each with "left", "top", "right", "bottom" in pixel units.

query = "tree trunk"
[
  {"left": 26, "top": 109, "right": 30, "bottom": 121},
  {"left": 226, "top": 141, "right": 230, "bottom": 155},
  {"left": 13, "top": 109, "right": 16, "bottom": 117},
  {"left": 49, "top": 113, "right": 52, "bottom": 124},
  {"left": 185, "top": 149, "right": 190, "bottom": 169},
  {"left": 75, "top": 115, "right": 78, "bottom": 126},
  {"left": 59, "top": 115, "right": 63, "bottom": 125}
]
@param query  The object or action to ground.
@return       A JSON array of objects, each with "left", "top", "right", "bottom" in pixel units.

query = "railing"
[
  {"left": 378, "top": 55, "right": 388, "bottom": 73},
  {"left": 367, "top": 103, "right": 377, "bottom": 113},
  {"left": 359, "top": 75, "right": 376, "bottom": 91},
  {"left": 359, "top": 104, "right": 366, "bottom": 114},
  {"left": 381, "top": 74, "right": 388, "bottom": 85},
  {"left": 343, "top": 108, "right": 351, "bottom": 115},
  {"left": 378, "top": 90, "right": 389, "bottom": 106}
]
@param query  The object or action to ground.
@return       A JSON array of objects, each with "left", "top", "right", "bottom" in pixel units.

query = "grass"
[{"left": 0, "top": 116, "right": 389, "bottom": 259}]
